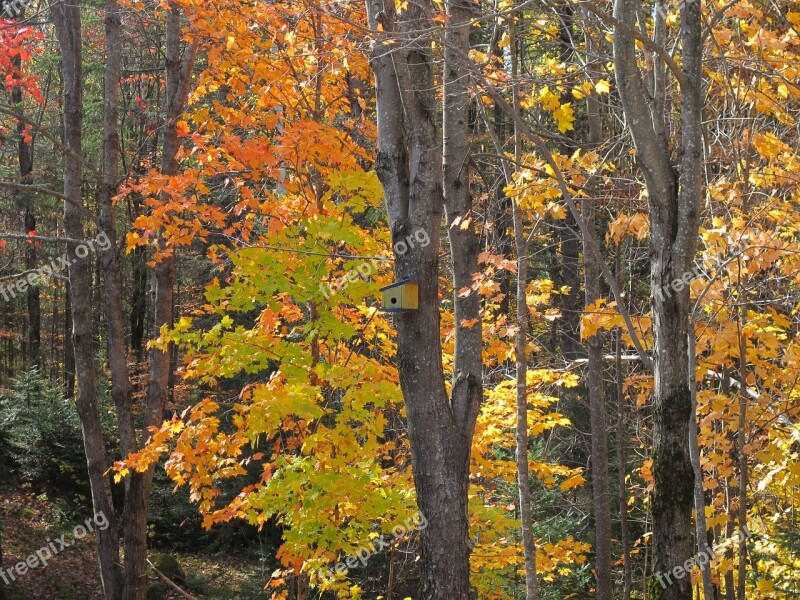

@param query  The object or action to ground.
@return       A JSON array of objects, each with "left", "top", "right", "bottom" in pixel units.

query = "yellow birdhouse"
[{"left": 379, "top": 279, "right": 419, "bottom": 312}]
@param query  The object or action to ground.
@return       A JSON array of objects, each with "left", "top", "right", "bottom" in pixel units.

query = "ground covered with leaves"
[{"left": 0, "top": 491, "right": 273, "bottom": 599}]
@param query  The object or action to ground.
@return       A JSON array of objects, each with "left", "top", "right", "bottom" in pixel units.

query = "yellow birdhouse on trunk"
[{"left": 379, "top": 279, "right": 419, "bottom": 312}]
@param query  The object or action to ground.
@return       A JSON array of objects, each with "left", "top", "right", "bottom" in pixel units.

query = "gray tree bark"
[
  {"left": 615, "top": 326, "right": 633, "bottom": 600},
  {"left": 582, "top": 185, "right": 613, "bottom": 600},
  {"left": 508, "top": 14, "right": 539, "bottom": 599},
  {"left": 10, "top": 30, "right": 39, "bottom": 370},
  {"left": 554, "top": 5, "right": 582, "bottom": 363},
  {"left": 100, "top": 0, "right": 135, "bottom": 463},
  {"left": 96, "top": 0, "right": 145, "bottom": 597},
  {"left": 51, "top": 1, "right": 123, "bottom": 596},
  {"left": 366, "top": 0, "right": 482, "bottom": 595},
  {"left": 64, "top": 283, "right": 75, "bottom": 397},
  {"left": 583, "top": 13, "right": 613, "bottom": 599},
  {"left": 689, "top": 333, "right": 715, "bottom": 600},
  {"left": 735, "top": 305, "right": 748, "bottom": 600},
  {"left": 612, "top": 1, "right": 704, "bottom": 598}
]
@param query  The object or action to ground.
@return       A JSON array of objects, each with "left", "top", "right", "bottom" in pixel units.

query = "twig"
[{"left": 146, "top": 560, "right": 197, "bottom": 600}]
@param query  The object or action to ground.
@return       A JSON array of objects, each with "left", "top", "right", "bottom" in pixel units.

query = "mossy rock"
[
  {"left": 145, "top": 582, "right": 168, "bottom": 600},
  {"left": 150, "top": 553, "right": 186, "bottom": 583}
]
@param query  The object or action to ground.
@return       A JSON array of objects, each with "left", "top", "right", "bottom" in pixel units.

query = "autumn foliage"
[{"left": 0, "top": 0, "right": 798, "bottom": 598}]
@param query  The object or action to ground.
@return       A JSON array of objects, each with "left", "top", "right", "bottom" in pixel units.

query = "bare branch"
[
  {"left": 0, "top": 268, "right": 68, "bottom": 283},
  {"left": 0, "top": 106, "right": 103, "bottom": 180},
  {"left": 448, "top": 41, "right": 654, "bottom": 371},
  {"left": 577, "top": 0, "right": 689, "bottom": 90},
  {"left": 0, "top": 231, "right": 91, "bottom": 244}
]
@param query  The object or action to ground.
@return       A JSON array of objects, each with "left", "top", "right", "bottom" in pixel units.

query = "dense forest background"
[{"left": 0, "top": 0, "right": 798, "bottom": 598}]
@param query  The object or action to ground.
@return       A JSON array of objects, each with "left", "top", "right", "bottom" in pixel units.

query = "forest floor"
[{"left": 0, "top": 491, "right": 271, "bottom": 599}]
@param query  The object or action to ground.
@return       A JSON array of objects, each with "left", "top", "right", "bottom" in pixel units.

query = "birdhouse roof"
[{"left": 379, "top": 278, "right": 417, "bottom": 292}]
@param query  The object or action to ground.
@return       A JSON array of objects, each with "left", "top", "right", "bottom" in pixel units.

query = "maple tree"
[{"left": 0, "top": 0, "right": 798, "bottom": 599}]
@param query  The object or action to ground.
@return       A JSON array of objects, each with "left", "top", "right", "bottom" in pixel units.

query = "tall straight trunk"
[
  {"left": 129, "top": 246, "right": 147, "bottom": 359},
  {"left": 51, "top": 1, "right": 123, "bottom": 597},
  {"left": 23, "top": 206, "right": 39, "bottom": 368},
  {"left": 439, "top": 0, "right": 485, "bottom": 592},
  {"left": 489, "top": 102, "right": 512, "bottom": 316},
  {"left": 557, "top": 219, "right": 581, "bottom": 361},
  {"left": 615, "top": 326, "right": 633, "bottom": 600},
  {"left": 724, "top": 509, "right": 736, "bottom": 600},
  {"left": 689, "top": 333, "right": 715, "bottom": 600},
  {"left": 613, "top": 241, "right": 632, "bottom": 600},
  {"left": 96, "top": 1, "right": 144, "bottom": 597},
  {"left": 513, "top": 196, "right": 538, "bottom": 600},
  {"left": 122, "top": 6, "right": 195, "bottom": 598},
  {"left": 2, "top": 307, "right": 13, "bottom": 383},
  {"left": 443, "top": 0, "right": 481, "bottom": 385},
  {"left": 366, "top": 0, "right": 482, "bottom": 595},
  {"left": 64, "top": 283, "right": 75, "bottom": 396},
  {"left": 735, "top": 305, "right": 748, "bottom": 600},
  {"left": 509, "top": 15, "right": 539, "bottom": 599},
  {"left": 582, "top": 14, "right": 612, "bottom": 599},
  {"left": 50, "top": 289, "right": 58, "bottom": 380},
  {"left": 11, "top": 47, "right": 39, "bottom": 370},
  {"left": 582, "top": 202, "right": 612, "bottom": 600},
  {"left": 554, "top": 5, "right": 581, "bottom": 363},
  {"left": 721, "top": 372, "right": 736, "bottom": 600},
  {"left": 100, "top": 0, "right": 136, "bottom": 460},
  {"left": 612, "top": 1, "right": 704, "bottom": 598}
]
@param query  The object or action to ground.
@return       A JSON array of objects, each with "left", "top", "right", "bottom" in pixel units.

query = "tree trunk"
[
  {"left": 100, "top": 0, "right": 136, "bottom": 460},
  {"left": 724, "top": 514, "right": 736, "bottom": 600},
  {"left": 97, "top": 1, "right": 147, "bottom": 597},
  {"left": 122, "top": 6, "right": 195, "bottom": 597},
  {"left": 129, "top": 246, "right": 147, "bottom": 359},
  {"left": 616, "top": 325, "right": 632, "bottom": 600},
  {"left": 11, "top": 46, "right": 39, "bottom": 371},
  {"left": 3, "top": 305, "right": 13, "bottom": 383},
  {"left": 554, "top": 5, "right": 582, "bottom": 363},
  {"left": 512, "top": 141, "right": 539, "bottom": 600},
  {"left": 509, "top": 14, "right": 539, "bottom": 600},
  {"left": 64, "top": 282, "right": 75, "bottom": 397},
  {"left": 735, "top": 305, "right": 748, "bottom": 600},
  {"left": 23, "top": 206, "right": 39, "bottom": 369},
  {"left": 583, "top": 14, "right": 613, "bottom": 599},
  {"left": 721, "top": 372, "right": 736, "bottom": 600},
  {"left": 583, "top": 200, "right": 612, "bottom": 600},
  {"left": 51, "top": 1, "right": 123, "bottom": 597},
  {"left": 689, "top": 333, "right": 715, "bottom": 600},
  {"left": 612, "top": 1, "right": 704, "bottom": 598},
  {"left": 365, "top": 0, "right": 482, "bottom": 595}
]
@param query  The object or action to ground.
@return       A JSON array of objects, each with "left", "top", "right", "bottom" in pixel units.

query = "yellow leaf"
[
  {"left": 114, "top": 467, "right": 129, "bottom": 483},
  {"left": 756, "top": 579, "right": 774, "bottom": 592},
  {"left": 469, "top": 49, "right": 487, "bottom": 63},
  {"left": 560, "top": 473, "right": 585, "bottom": 491},
  {"left": 539, "top": 86, "right": 560, "bottom": 111},
  {"left": 572, "top": 81, "right": 593, "bottom": 100},
  {"left": 552, "top": 103, "right": 575, "bottom": 133},
  {"left": 607, "top": 212, "right": 649, "bottom": 244},
  {"left": 595, "top": 79, "right": 611, "bottom": 94}
]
